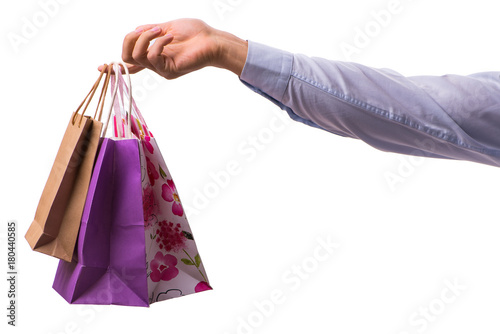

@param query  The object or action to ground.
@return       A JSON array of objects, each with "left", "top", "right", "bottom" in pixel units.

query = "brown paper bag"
[{"left": 26, "top": 66, "right": 112, "bottom": 262}]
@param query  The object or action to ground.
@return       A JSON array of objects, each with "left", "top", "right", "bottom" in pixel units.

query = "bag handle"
[
  {"left": 103, "top": 62, "right": 132, "bottom": 138},
  {"left": 72, "top": 64, "right": 112, "bottom": 127},
  {"left": 94, "top": 65, "right": 113, "bottom": 122},
  {"left": 114, "top": 62, "right": 132, "bottom": 138},
  {"left": 111, "top": 63, "right": 150, "bottom": 138}
]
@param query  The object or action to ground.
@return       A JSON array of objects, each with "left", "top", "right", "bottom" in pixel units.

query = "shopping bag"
[
  {"left": 26, "top": 66, "right": 113, "bottom": 262},
  {"left": 53, "top": 63, "right": 211, "bottom": 306}
]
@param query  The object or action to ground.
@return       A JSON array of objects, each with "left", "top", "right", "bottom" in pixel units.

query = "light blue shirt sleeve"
[{"left": 240, "top": 40, "right": 500, "bottom": 167}]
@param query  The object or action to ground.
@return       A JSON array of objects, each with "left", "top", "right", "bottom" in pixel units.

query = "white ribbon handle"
[
  {"left": 103, "top": 61, "right": 132, "bottom": 139},
  {"left": 112, "top": 65, "right": 151, "bottom": 138}
]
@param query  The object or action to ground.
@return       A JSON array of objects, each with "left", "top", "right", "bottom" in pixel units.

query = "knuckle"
[
  {"left": 131, "top": 50, "right": 145, "bottom": 63},
  {"left": 146, "top": 52, "right": 157, "bottom": 63},
  {"left": 124, "top": 31, "right": 137, "bottom": 40},
  {"left": 122, "top": 52, "right": 133, "bottom": 63}
]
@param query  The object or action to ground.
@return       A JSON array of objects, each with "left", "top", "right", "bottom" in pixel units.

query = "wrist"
[{"left": 212, "top": 30, "right": 248, "bottom": 76}]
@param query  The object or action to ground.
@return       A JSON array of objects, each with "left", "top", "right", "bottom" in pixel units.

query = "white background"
[{"left": 2, "top": 0, "right": 500, "bottom": 333}]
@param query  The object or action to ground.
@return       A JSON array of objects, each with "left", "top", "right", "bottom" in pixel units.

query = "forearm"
[{"left": 212, "top": 30, "right": 248, "bottom": 76}]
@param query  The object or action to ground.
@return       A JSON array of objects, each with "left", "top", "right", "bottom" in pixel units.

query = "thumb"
[{"left": 97, "top": 63, "right": 145, "bottom": 74}]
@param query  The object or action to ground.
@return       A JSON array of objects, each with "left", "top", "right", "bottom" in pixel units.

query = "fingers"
[
  {"left": 123, "top": 26, "right": 163, "bottom": 70},
  {"left": 131, "top": 28, "right": 162, "bottom": 68},
  {"left": 101, "top": 23, "right": 174, "bottom": 77},
  {"left": 147, "top": 34, "right": 174, "bottom": 73},
  {"left": 122, "top": 29, "right": 145, "bottom": 66},
  {"left": 124, "top": 63, "right": 146, "bottom": 74},
  {"left": 134, "top": 24, "right": 158, "bottom": 32},
  {"left": 97, "top": 63, "right": 144, "bottom": 74}
]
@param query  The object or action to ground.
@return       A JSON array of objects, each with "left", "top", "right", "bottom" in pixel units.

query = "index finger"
[
  {"left": 122, "top": 24, "right": 159, "bottom": 66},
  {"left": 122, "top": 29, "right": 144, "bottom": 66}
]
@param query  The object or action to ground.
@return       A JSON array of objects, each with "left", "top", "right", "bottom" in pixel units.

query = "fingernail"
[
  {"left": 165, "top": 33, "right": 173, "bottom": 39},
  {"left": 135, "top": 27, "right": 144, "bottom": 33},
  {"left": 151, "top": 26, "right": 161, "bottom": 33}
]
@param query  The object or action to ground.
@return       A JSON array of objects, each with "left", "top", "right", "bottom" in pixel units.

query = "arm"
[
  {"left": 240, "top": 41, "right": 500, "bottom": 167},
  {"left": 113, "top": 18, "right": 500, "bottom": 167}
]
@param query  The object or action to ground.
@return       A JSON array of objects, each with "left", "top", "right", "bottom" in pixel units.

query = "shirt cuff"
[{"left": 239, "top": 40, "right": 293, "bottom": 104}]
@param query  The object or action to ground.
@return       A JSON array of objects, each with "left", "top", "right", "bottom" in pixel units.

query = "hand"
[{"left": 98, "top": 18, "right": 248, "bottom": 79}]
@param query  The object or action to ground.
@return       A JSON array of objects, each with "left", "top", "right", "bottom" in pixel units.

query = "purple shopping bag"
[{"left": 53, "top": 137, "right": 150, "bottom": 306}]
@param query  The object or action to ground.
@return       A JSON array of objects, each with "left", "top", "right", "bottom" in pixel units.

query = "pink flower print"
[
  {"left": 142, "top": 186, "right": 158, "bottom": 227},
  {"left": 194, "top": 281, "right": 212, "bottom": 293},
  {"left": 142, "top": 136, "right": 154, "bottom": 154},
  {"left": 131, "top": 116, "right": 141, "bottom": 139},
  {"left": 155, "top": 220, "right": 186, "bottom": 252},
  {"left": 161, "top": 180, "right": 184, "bottom": 216},
  {"left": 150, "top": 252, "right": 179, "bottom": 283},
  {"left": 146, "top": 156, "right": 159, "bottom": 186},
  {"left": 143, "top": 124, "right": 152, "bottom": 137}
]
